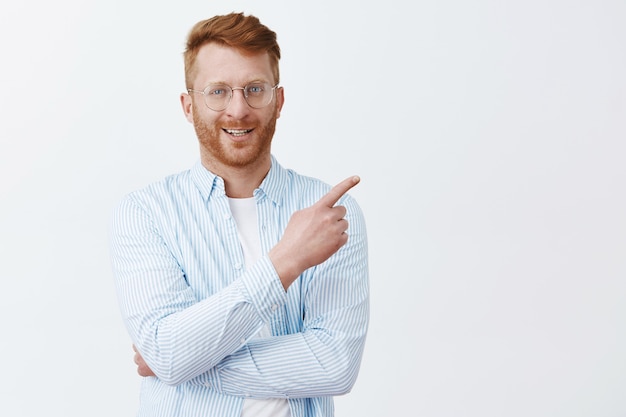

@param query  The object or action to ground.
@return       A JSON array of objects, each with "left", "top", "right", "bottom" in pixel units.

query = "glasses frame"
[{"left": 187, "top": 82, "right": 279, "bottom": 111}]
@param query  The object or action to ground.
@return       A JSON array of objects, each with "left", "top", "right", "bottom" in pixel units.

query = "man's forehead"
[{"left": 192, "top": 43, "right": 274, "bottom": 84}]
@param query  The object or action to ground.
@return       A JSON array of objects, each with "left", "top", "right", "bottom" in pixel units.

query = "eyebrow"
[{"left": 203, "top": 78, "right": 270, "bottom": 87}]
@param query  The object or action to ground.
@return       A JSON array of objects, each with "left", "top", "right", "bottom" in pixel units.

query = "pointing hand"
[{"left": 269, "top": 176, "right": 360, "bottom": 290}]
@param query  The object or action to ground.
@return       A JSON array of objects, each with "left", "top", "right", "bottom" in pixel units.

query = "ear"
[
  {"left": 180, "top": 93, "right": 194, "bottom": 123},
  {"left": 275, "top": 86, "right": 285, "bottom": 119}
]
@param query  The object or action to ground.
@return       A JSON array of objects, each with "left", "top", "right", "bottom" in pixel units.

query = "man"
[{"left": 110, "top": 12, "right": 369, "bottom": 417}]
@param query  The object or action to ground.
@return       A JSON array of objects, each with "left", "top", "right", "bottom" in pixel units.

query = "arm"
[
  {"left": 118, "top": 178, "right": 367, "bottom": 390},
  {"left": 212, "top": 194, "right": 369, "bottom": 398},
  {"left": 110, "top": 195, "right": 287, "bottom": 386}
]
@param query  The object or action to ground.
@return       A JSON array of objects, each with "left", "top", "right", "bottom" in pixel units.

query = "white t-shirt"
[{"left": 228, "top": 197, "right": 291, "bottom": 417}]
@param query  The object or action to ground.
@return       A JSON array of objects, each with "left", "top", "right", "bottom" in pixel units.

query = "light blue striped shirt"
[{"left": 110, "top": 156, "right": 369, "bottom": 417}]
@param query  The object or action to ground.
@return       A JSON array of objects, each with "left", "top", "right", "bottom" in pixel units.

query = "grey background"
[{"left": 1, "top": 0, "right": 625, "bottom": 416}]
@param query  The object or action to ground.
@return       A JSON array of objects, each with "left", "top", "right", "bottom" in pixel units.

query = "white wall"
[{"left": 1, "top": 1, "right": 624, "bottom": 416}]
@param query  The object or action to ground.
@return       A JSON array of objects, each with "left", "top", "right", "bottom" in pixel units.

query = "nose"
[{"left": 224, "top": 87, "right": 250, "bottom": 118}]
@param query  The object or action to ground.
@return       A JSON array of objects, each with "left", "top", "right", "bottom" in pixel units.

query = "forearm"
[
  {"left": 213, "top": 310, "right": 368, "bottom": 398},
  {"left": 119, "top": 256, "right": 286, "bottom": 385}
]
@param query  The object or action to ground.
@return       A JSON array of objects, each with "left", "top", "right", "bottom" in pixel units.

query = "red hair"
[{"left": 184, "top": 12, "right": 281, "bottom": 88}]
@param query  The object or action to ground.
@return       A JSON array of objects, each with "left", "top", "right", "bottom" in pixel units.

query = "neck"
[{"left": 201, "top": 154, "right": 271, "bottom": 198}]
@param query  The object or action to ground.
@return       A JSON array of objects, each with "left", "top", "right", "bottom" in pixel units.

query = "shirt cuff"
[{"left": 239, "top": 255, "right": 287, "bottom": 323}]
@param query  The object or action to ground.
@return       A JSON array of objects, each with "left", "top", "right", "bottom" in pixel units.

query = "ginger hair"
[{"left": 183, "top": 12, "right": 281, "bottom": 88}]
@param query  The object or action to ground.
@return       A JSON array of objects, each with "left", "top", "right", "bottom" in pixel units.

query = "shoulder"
[
  {"left": 128, "top": 168, "right": 193, "bottom": 202},
  {"left": 267, "top": 162, "right": 330, "bottom": 207},
  {"left": 113, "top": 168, "right": 195, "bottom": 222},
  {"left": 273, "top": 163, "right": 363, "bottom": 216}
]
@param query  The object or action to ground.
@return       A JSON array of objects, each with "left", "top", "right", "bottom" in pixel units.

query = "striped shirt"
[{"left": 109, "top": 156, "right": 369, "bottom": 417}]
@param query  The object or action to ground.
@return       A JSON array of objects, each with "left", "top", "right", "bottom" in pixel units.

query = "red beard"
[{"left": 192, "top": 105, "right": 277, "bottom": 168}]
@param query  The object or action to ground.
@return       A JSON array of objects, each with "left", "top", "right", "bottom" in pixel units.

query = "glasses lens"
[
  {"left": 244, "top": 82, "right": 274, "bottom": 108},
  {"left": 204, "top": 84, "right": 231, "bottom": 111}
]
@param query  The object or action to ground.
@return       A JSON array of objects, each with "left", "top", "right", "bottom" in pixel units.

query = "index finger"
[{"left": 317, "top": 176, "right": 361, "bottom": 208}]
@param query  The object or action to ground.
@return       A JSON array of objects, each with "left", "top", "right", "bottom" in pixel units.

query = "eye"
[
  {"left": 246, "top": 84, "right": 266, "bottom": 95},
  {"left": 208, "top": 85, "right": 229, "bottom": 96}
]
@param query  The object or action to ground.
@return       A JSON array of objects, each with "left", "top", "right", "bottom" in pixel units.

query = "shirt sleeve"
[
  {"left": 211, "top": 197, "right": 370, "bottom": 398},
  {"left": 110, "top": 195, "right": 287, "bottom": 386}
]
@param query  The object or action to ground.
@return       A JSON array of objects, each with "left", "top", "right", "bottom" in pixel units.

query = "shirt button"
[
  {"left": 234, "top": 262, "right": 242, "bottom": 270},
  {"left": 223, "top": 213, "right": 231, "bottom": 220},
  {"left": 271, "top": 304, "right": 278, "bottom": 311},
  {"left": 240, "top": 338, "right": 246, "bottom": 344}
]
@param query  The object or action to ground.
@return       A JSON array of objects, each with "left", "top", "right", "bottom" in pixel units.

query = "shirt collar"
[
  {"left": 256, "top": 155, "right": 286, "bottom": 206},
  {"left": 190, "top": 161, "right": 222, "bottom": 201},
  {"left": 190, "top": 155, "right": 287, "bottom": 205}
]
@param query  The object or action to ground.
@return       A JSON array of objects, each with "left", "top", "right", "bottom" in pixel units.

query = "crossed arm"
[{"left": 115, "top": 176, "right": 368, "bottom": 395}]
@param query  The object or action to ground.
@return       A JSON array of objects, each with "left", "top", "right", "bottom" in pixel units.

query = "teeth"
[{"left": 225, "top": 129, "right": 251, "bottom": 137}]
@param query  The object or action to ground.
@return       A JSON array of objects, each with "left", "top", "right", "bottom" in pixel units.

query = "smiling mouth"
[{"left": 224, "top": 128, "right": 253, "bottom": 137}]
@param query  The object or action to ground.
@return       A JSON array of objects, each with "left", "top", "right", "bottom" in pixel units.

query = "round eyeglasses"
[{"left": 187, "top": 82, "right": 279, "bottom": 111}]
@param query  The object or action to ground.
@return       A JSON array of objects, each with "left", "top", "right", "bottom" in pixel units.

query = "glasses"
[{"left": 187, "top": 82, "right": 279, "bottom": 111}]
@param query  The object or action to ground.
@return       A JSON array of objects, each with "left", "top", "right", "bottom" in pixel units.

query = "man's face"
[{"left": 183, "top": 43, "right": 284, "bottom": 171}]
